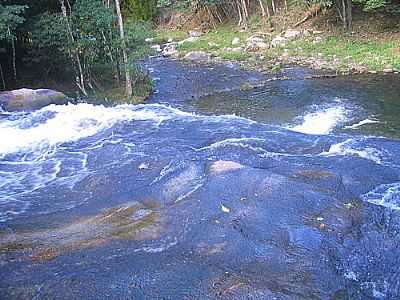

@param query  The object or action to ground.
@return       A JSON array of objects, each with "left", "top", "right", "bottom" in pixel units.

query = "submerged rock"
[
  {"left": 0, "top": 88, "right": 69, "bottom": 112},
  {"left": 0, "top": 201, "right": 161, "bottom": 262}
]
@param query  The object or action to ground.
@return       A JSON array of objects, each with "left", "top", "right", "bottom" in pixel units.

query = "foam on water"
[
  {"left": 345, "top": 118, "right": 380, "bottom": 129},
  {"left": 0, "top": 103, "right": 260, "bottom": 222},
  {"left": 321, "top": 139, "right": 382, "bottom": 164},
  {"left": 289, "top": 100, "right": 349, "bottom": 135},
  {"left": 195, "top": 137, "right": 266, "bottom": 152},
  {"left": 361, "top": 182, "right": 400, "bottom": 210},
  {"left": 0, "top": 103, "right": 170, "bottom": 156}
]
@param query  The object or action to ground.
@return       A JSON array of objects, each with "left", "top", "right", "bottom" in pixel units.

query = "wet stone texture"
[{"left": 1, "top": 58, "right": 400, "bottom": 299}]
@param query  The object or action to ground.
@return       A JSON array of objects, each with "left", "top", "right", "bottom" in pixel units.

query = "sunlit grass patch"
[
  {"left": 281, "top": 36, "right": 400, "bottom": 71},
  {"left": 217, "top": 51, "right": 251, "bottom": 61},
  {"left": 154, "top": 28, "right": 187, "bottom": 44}
]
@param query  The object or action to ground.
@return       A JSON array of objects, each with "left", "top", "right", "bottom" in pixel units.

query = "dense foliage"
[
  {"left": 0, "top": 0, "right": 152, "bottom": 98},
  {"left": 157, "top": 0, "right": 400, "bottom": 30},
  {"left": 124, "top": 0, "right": 158, "bottom": 20},
  {"left": 1, "top": 0, "right": 399, "bottom": 94}
]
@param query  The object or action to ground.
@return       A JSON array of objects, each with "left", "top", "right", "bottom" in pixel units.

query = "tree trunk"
[
  {"left": 236, "top": 0, "right": 243, "bottom": 27},
  {"left": 59, "top": 0, "right": 87, "bottom": 96},
  {"left": 346, "top": 0, "right": 352, "bottom": 31},
  {"left": 8, "top": 27, "right": 17, "bottom": 84},
  {"left": 271, "top": 0, "right": 276, "bottom": 15},
  {"left": 258, "top": 0, "right": 267, "bottom": 17},
  {"left": 0, "top": 63, "right": 5, "bottom": 90},
  {"left": 115, "top": 0, "right": 133, "bottom": 97},
  {"left": 339, "top": 0, "right": 352, "bottom": 31}
]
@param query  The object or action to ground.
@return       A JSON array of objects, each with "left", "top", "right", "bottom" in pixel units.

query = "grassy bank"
[
  {"left": 276, "top": 36, "right": 400, "bottom": 72},
  {"left": 154, "top": 18, "right": 400, "bottom": 74}
]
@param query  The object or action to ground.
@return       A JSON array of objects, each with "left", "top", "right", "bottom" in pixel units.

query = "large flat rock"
[{"left": 0, "top": 88, "right": 69, "bottom": 112}]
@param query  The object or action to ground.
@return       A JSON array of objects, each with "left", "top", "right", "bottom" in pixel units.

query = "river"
[{"left": 1, "top": 58, "right": 400, "bottom": 299}]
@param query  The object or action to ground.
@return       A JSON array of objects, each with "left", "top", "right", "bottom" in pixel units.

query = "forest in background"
[{"left": 1, "top": 0, "right": 399, "bottom": 98}]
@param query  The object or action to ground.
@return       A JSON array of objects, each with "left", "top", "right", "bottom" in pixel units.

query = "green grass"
[
  {"left": 154, "top": 24, "right": 400, "bottom": 72},
  {"left": 280, "top": 36, "right": 400, "bottom": 71},
  {"left": 217, "top": 51, "right": 251, "bottom": 61},
  {"left": 176, "top": 26, "right": 250, "bottom": 52},
  {"left": 153, "top": 28, "right": 187, "bottom": 44}
]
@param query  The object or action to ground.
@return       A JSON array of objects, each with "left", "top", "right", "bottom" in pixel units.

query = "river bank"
[{"left": 150, "top": 12, "right": 400, "bottom": 76}]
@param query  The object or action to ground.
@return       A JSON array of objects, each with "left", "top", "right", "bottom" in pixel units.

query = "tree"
[
  {"left": 0, "top": 4, "right": 27, "bottom": 87},
  {"left": 124, "top": 0, "right": 158, "bottom": 20},
  {"left": 336, "top": 0, "right": 353, "bottom": 31},
  {"left": 115, "top": 0, "right": 133, "bottom": 96},
  {"left": 354, "top": 0, "right": 400, "bottom": 14},
  {"left": 59, "top": 0, "right": 87, "bottom": 95}
]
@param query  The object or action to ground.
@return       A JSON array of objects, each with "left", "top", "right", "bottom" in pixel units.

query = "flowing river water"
[{"left": 1, "top": 58, "right": 400, "bottom": 299}]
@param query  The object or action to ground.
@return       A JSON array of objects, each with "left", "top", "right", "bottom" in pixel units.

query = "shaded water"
[{"left": 1, "top": 58, "right": 400, "bottom": 299}]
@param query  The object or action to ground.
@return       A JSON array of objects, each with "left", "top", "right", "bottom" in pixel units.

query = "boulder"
[
  {"left": 225, "top": 47, "right": 243, "bottom": 52},
  {"left": 245, "top": 36, "right": 269, "bottom": 52},
  {"left": 184, "top": 51, "right": 211, "bottom": 62},
  {"left": 189, "top": 30, "right": 203, "bottom": 37},
  {"left": 178, "top": 36, "right": 200, "bottom": 45},
  {"left": 283, "top": 29, "right": 302, "bottom": 41},
  {"left": 0, "top": 88, "right": 69, "bottom": 112},
  {"left": 303, "top": 29, "right": 312, "bottom": 37},
  {"left": 352, "top": 65, "right": 368, "bottom": 74},
  {"left": 145, "top": 37, "right": 154, "bottom": 43},
  {"left": 232, "top": 37, "right": 241, "bottom": 46},
  {"left": 151, "top": 44, "right": 162, "bottom": 52},
  {"left": 162, "top": 43, "right": 178, "bottom": 57},
  {"left": 246, "top": 41, "right": 269, "bottom": 52},
  {"left": 246, "top": 36, "right": 265, "bottom": 43},
  {"left": 313, "top": 36, "right": 323, "bottom": 44},
  {"left": 271, "top": 36, "right": 288, "bottom": 48}
]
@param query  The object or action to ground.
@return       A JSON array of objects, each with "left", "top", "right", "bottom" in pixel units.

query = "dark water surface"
[{"left": 1, "top": 58, "right": 400, "bottom": 299}]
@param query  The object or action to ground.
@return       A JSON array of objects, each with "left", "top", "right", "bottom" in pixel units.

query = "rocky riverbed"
[{"left": 1, "top": 58, "right": 400, "bottom": 299}]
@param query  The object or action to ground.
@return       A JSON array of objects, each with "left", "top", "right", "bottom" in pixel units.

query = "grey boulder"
[
  {"left": 0, "top": 88, "right": 70, "bottom": 112},
  {"left": 184, "top": 51, "right": 211, "bottom": 62}
]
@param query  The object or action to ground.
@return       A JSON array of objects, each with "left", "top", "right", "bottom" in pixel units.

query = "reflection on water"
[{"left": 189, "top": 74, "right": 400, "bottom": 139}]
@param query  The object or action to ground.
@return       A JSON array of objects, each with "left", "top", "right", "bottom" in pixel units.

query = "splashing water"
[
  {"left": 289, "top": 100, "right": 349, "bottom": 135},
  {"left": 362, "top": 182, "right": 400, "bottom": 210}
]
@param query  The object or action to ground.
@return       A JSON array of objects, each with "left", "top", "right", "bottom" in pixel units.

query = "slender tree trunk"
[
  {"left": 346, "top": 0, "right": 352, "bottom": 31},
  {"left": 59, "top": 0, "right": 87, "bottom": 95},
  {"left": 341, "top": 0, "right": 346, "bottom": 30},
  {"left": 271, "top": 0, "right": 276, "bottom": 15},
  {"left": 115, "top": 0, "right": 132, "bottom": 97},
  {"left": 236, "top": 0, "right": 243, "bottom": 27},
  {"left": 258, "top": 0, "right": 267, "bottom": 17},
  {"left": 0, "top": 63, "right": 5, "bottom": 90},
  {"left": 8, "top": 28, "right": 17, "bottom": 84},
  {"left": 242, "top": 0, "right": 249, "bottom": 29}
]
